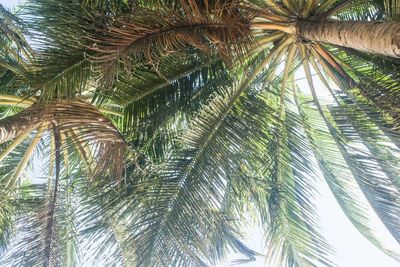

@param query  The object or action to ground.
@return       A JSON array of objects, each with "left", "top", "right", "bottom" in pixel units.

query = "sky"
[
  {"left": 1, "top": 0, "right": 20, "bottom": 9},
  {"left": 1, "top": 0, "right": 400, "bottom": 266}
]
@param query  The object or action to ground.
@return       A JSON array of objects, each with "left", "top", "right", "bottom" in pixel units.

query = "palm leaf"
[
  {"left": 296, "top": 93, "right": 400, "bottom": 259},
  {"left": 89, "top": 0, "right": 254, "bottom": 83},
  {"left": 327, "top": 46, "right": 400, "bottom": 132}
]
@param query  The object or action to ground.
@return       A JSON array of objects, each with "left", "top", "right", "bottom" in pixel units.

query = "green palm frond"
[
  {"left": 81, "top": 0, "right": 134, "bottom": 14},
  {"left": 77, "top": 181, "right": 134, "bottom": 267},
  {"left": 328, "top": 102, "right": 400, "bottom": 243},
  {"left": 75, "top": 151, "right": 154, "bottom": 266},
  {"left": 118, "top": 56, "right": 231, "bottom": 161},
  {"left": 295, "top": 92, "right": 400, "bottom": 259},
  {"left": 21, "top": 0, "right": 97, "bottom": 101},
  {"left": 131, "top": 87, "right": 253, "bottom": 265},
  {"left": 122, "top": 74, "right": 274, "bottom": 265},
  {"left": 116, "top": 58, "right": 334, "bottom": 265},
  {"left": 1, "top": 0, "right": 400, "bottom": 266},
  {"left": 298, "top": 47, "right": 400, "bottom": 249},
  {"left": 0, "top": 5, "right": 32, "bottom": 58},
  {"left": 0, "top": 184, "right": 47, "bottom": 260},
  {"left": 332, "top": 0, "right": 386, "bottom": 20},
  {"left": 118, "top": 55, "right": 228, "bottom": 129},
  {"left": 0, "top": 130, "right": 47, "bottom": 257},
  {"left": 262, "top": 108, "right": 334, "bottom": 267},
  {"left": 326, "top": 46, "right": 400, "bottom": 132},
  {"left": 331, "top": 96, "right": 400, "bottom": 187},
  {"left": 0, "top": 5, "right": 32, "bottom": 82},
  {"left": 384, "top": 0, "right": 400, "bottom": 19},
  {"left": 295, "top": 93, "right": 400, "bottom": 259}
]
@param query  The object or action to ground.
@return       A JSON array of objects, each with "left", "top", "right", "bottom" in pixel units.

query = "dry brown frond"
[
  {"left": 0, "top": 100, "right": 126, "bottom": 180},
  {"left": 89, "top": 0, "right": 255, "bottom": 82}
]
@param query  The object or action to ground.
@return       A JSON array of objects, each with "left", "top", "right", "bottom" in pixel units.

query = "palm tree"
[{"left": 0, "top": 0, "right": 399, "bottom": 266}]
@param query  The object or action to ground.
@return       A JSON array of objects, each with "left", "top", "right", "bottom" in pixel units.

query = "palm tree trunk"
[{"left": 297, "top": 20, "right": 400, "bottom": 58}]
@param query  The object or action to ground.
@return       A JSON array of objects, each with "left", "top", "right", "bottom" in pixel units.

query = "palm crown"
[{"left": 0, "top": 0, "right": 400, "bottom": 266}]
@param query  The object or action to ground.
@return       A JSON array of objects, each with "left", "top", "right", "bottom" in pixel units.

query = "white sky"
[
  {"left": 1, "top": 0, "right": 20, "bottom": 9},
  {"left": 2, "top": 0, "right": 400, "bottom": 266}
]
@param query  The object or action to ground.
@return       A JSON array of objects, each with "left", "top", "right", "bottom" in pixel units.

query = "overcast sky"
[{"left": 1, "top": 0, "right": 20, "bottom": 8}]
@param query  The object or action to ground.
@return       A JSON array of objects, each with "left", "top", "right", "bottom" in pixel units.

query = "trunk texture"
[{"left": 297, "top": 20, "right": 400, "bottom": 58}]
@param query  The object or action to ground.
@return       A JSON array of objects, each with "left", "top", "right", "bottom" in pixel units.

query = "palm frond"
[
  {"left": 327, "top": 0, "right": 386, "bottom": 20},
  {"left": 21, "top": 0, "right": 98, "bottom": 101},
  {"left": 119, "top": 56, "right": 228, "bottom": 129},
  {"left": 384, "top": 0, "right": 400, "bottom": 19},
  {"left": 326, "top": 46, "right": 400, "bottom": 133},
  {"left": 124, "top": 75, "right": 272, "bottom": 265},
  {"left": 0, "top": 100, "right": 127, "bottom": 181},
  {"left": 299, "top": 98, "right": 400, "bottom": 259},
  {"left": 118, "top": 56, "right": 231, "bottom": 161},
  {"left": 327, "top": 102, "right": 400, "bottom": 244},
  {"left": 77, "top": 180, "right": 135, "bottom": 267},
  {"left": 0, "top": 5, "right": 32, "bottom": 58},
  {"left": 0, "top": 184, "right": 47, "bottom": 261},
  {"left": 118, "top": 55, "right": 335, "bottom": 264},
  {"left": 89, "top": 0, "right": 254, "bottom": 83},
  {"left": 262, "top": 109, "right": 334, "bottom": 267}
]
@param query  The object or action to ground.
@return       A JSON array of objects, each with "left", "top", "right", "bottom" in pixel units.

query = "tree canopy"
[{"left": 0, "top": 0, "right": 400, "bottom": 266}]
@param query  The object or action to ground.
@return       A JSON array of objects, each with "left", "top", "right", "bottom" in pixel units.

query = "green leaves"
[
  {"left": 296, "top": 93, "right": 400, "bottom": 259},
  {"left": 262, "top": 111, "right": 334, "bottom": 267},
  {"left": 384, "top": 0, "right": 400, "bottom": 19},
  {"left": 327, "top": 46, "right": 400, "bottom": 131},
  {"left": 0, "top": 5, "right": 32, "bottom": 58},
  {"left": 20, "top": 0, "right": 96, "bottom": 101},
  {"left": 118, "top": 66, "right": 336, "bottom": 265},
  {"left": 1, "top": 0, "right": 400, "bottom": 266},
  {"left": 128, "top": 84, "right": 261, "bottom": 266},
  {"left": 329, "top": 101, "right": 400, "bottom": 243}
]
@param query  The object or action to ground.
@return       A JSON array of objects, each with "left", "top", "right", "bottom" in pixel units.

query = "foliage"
[{"left": 0, "top": 0, "right": 399, "bottom": 266}]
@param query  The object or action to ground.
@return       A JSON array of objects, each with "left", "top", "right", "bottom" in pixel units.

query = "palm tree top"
[{"left": 0, "top": 0, "right": 400, "bottom": 266}]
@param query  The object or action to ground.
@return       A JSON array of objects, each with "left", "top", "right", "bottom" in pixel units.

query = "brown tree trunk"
[{"left": 297, "top": 20, "right": 400, "bottom": 58}]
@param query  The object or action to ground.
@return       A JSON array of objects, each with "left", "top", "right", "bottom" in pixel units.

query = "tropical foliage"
[{"left": 0, "top": 0, "right": 399, "bottom": 266}]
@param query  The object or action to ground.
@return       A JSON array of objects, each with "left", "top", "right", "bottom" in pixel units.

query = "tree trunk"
[{"left": 297, "top": 20, "right": 400, "bottom": 58}]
